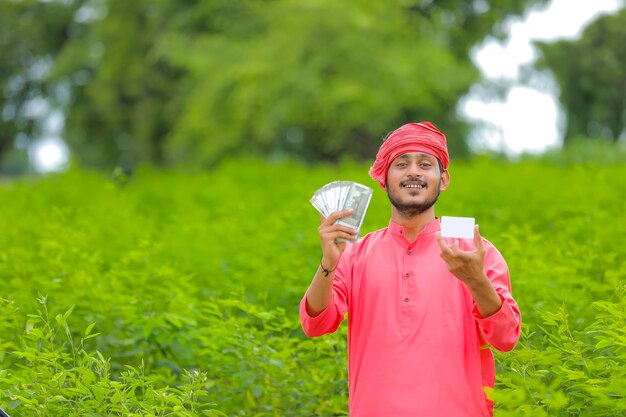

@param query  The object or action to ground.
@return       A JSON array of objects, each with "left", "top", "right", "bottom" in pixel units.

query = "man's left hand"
[{"left": 435, "top": 225, "right": 487, "bottom": 287}]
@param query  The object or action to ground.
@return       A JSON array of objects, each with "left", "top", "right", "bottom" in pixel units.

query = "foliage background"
[
  {"left": 2, "top": 1, "right": 626, "bottom": 416},
  {"left": 1, "top": 142, "right": 626, "bottom": 415},
  {"left": 534, "top": 7, "right": 626, "bottom": 144},
  {"left": 1, "top": 0, "right": 554, "bottom": 172}
]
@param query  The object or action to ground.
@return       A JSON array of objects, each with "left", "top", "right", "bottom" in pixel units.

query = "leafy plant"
[{"left": 1, "top": 149, "right": 625, "bottom": 415}]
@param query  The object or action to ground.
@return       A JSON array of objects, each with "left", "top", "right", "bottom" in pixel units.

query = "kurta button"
[
  {"left": 404, "top": 273, "right": 410, "bottom": 277},
  {"left": 407, "top": 250, "right": 412, "bottom": 255},
  {"left": 404, "top": 297, "right": 410, "bottom": 302}
]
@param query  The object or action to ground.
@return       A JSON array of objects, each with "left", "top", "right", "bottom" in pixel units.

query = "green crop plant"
[{"left": 0, "top": 146, "right": 624, "bottom": 415}]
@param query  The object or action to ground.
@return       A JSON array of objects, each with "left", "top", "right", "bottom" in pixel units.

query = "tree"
[
  {"left": 157, "top": 0, "right": 547, "bottom": 166},
  {"left": 535, "top": 8, "right": 626, "bottom": 143},
  {"left": 50, "top": 0, "right": 259, "bottom": 170},
  {"left": 0, "top": 0, "right": 80, "bottom": 172},
  {"left": 5, "top": 0, "right": 549, "bottom": 169},
  {"left": 163, "top": 1, "right": 478, "bottom": 165}
]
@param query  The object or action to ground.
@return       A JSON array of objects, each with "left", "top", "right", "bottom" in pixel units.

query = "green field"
[{"left": 1, "top": 151, "right": 625, "bottom": 416}]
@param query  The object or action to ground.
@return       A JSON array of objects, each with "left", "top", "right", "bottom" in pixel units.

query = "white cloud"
[
  {"left": 461, "top": 87, "right": 561, "bottom": 154},
  {"left": 501, "top": 87, "right": 561, "bottom": 154},
  {"left": 520, "top": 0, "right": 623, "bottom": 41},
  {"left": 463, "top": 0, "right": 623, "bottom": 155}
]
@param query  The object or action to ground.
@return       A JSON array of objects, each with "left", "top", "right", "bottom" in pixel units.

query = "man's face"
[{"left": 385, "top": 152, "right": 449, "bottom": 217}]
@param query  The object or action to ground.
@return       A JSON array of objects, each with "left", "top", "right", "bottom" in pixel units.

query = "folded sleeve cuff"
[
  {"left": 299, "top": 294, "right": 343, "bottom": 337},
  {"left": 473, "top": 293, "right": 521, "bottom": 352}
]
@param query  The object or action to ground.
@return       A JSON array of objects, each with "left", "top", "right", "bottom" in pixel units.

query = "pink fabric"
[
  {"left": 300, "top": 218, "right": 521, "bottom": 417},
  {"left": 368, "top": 122, "right": 449, "bottom": 189}
]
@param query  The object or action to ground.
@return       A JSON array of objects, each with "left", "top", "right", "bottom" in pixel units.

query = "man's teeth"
[{"left": 404, "top": 184, "right": 424, "bottom": 189}]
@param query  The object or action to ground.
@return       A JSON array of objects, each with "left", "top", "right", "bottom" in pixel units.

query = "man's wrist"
[
  {"left": 464, "top": 272, "right": 491, "bottom": 291},
  {"left": 320, "top": 257, "right": 337, "bottom": 277}
]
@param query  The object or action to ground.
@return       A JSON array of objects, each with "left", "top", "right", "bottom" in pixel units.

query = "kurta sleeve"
[
  {"left": 472, "top": 241, "right": 521, "bottom": 352},
  {"left": 299, "top": 244, "right": 353, "bottom": 338}
]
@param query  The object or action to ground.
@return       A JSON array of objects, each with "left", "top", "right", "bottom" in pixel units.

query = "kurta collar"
[{"left": 388, "top": 217, "right": 441, "bottom": 239}]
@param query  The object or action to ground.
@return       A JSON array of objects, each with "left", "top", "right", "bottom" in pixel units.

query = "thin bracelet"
[{"left": 320, "top": 258, "right": 336, "bottom": 277}]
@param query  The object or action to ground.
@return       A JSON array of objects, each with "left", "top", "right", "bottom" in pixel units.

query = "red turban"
[{"left": 368, "top": 121, "right": 449, "bottom": 188}]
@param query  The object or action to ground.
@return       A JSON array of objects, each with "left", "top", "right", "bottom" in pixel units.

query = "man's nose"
[{"left": 406, "top": 162, "right": 422, "bottom": 176}]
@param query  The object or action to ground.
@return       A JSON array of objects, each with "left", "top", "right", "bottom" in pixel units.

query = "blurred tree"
[
  {"left": 50, "top": 0, "right": 266, "bottom": 170},
  {"left": 535, "top": 8, "right": 626, "bottom": 144},
  {"left": 161, "top": 0, "right": 550, "bottom": 166},
  {"left": 50, "top": 0, "right": 191, "bottom": 171},
  {"left": 0, "top": 0, "right": 80, "bottom": 172},
  {"left": 7, "top": 0, "right": 548, "bottom": 169}
]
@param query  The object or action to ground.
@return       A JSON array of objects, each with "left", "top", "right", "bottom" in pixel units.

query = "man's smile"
[{"left": 401, "top": 179, "right": 427, "bottom": 189}]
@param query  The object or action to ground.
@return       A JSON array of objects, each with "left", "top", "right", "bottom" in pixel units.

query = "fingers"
[
  {"left": 327, "top": 229, "right": 358, "bottom": 241},
  {"left": 473, "top": 224, "right": 484, "bottom": 252},
  {"left": 319, "top": 210, "right": 358, "bottom": 239},
  {"left": 435, "top": 231, "right": 453, "bottom": 255},
  {"left": 318, "top": 222, "right": 358, "bottom": 235},
  {"left": 321, "top": 209, "right": 354, "bottom": 226},
  {"left": 318, "top": 210, "right": 358, "bottom": 241},
  {"left": 319, "top": 226, "right": 358, "bottom": 241},
  {"left": 437, "top": 231, "right": 463, "bottom": 254},
  {"left": 316, "top": 209, "right": 357, "bottom": 269},
  {"left": 438, "top": 226, "right": 484, "bottom": 255}
]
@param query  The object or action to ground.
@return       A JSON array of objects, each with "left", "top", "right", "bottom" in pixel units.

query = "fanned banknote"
[{"left": 310, "top": 181, "right": 373, "bottom": 242}]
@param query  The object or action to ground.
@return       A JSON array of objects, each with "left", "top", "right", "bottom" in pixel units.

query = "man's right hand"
[{"left": 318, "top": 209, "right": 358, "bottom": 271}]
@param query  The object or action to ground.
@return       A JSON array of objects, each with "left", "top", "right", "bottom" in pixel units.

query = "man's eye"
[
  {"left": 396, "top": 162, "right": 407, "bottom": 167},
  {"left": 420, "top": 163, "right": 432, "bottom": 168}
]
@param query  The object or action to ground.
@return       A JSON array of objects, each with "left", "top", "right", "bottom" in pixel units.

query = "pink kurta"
[{"left": 300, "top": 218, "right": 521, "bottom": 417}]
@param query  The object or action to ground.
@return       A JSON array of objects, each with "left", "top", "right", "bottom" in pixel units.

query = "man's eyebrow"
[{"left": 397, "top": 153, "right": 436, "bottom": 160}]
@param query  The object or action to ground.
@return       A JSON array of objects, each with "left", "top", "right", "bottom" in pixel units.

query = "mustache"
[{"left": 400, "top": 178, "right": 427, "bottom": 188}]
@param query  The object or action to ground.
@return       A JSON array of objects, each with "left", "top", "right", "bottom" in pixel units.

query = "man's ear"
[{"left": 440, "top": 169, "right": 450, "bottom": 191}]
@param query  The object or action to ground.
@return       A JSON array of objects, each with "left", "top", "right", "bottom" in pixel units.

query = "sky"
[
  {"left": 31, "top": 0, "right": 624, "bottom": 172},
  {"left": 460, "top": 0, "right": 623, "bottom": 156}
]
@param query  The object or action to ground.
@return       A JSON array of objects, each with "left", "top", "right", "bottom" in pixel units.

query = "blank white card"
[{"left": 440, "top": 216, "right": 475, "bottom": 239}]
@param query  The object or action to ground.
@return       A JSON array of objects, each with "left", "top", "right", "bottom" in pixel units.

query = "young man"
[{"left": 300, "top": 122, "right": 521, "bottom": 417}]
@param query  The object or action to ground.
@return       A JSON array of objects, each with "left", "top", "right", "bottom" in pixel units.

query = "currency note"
[
  {"left": 335, "top": 182, "right": 373, "bottom": 242},
  {"left": 310, "top": 181, "right": 373, "bottom": 243}
]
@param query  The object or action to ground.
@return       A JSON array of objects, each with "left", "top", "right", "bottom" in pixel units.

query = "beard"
[{"left": 386, "top": 178, "right": 442, "bottom": 218}]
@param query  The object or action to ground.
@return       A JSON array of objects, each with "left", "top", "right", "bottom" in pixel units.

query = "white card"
[{"left": 440, "top": 216, "right": 475, "bottom": 239}]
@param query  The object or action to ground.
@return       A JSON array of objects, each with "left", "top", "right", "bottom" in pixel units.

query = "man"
[{"left": 299, "top": 122, "right": 521, "bottom": 417}]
